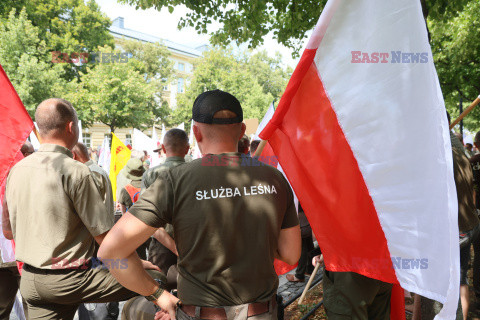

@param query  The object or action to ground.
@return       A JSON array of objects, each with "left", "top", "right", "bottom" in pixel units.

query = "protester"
[
  {"left": 469, "top": 131, "right": 480, "bottom": 313},
  {"left": 238, "top": 134, "right": 250, "bottom": 154},
  {"left": 98, "top": 89, "right": 301, "bottom": 320},
  {"left": 20, "top": 141, "right": 34, "bottom": 158},
  {"left": 72, "top": 142, "right": 119, "bottom": 320},
  {"left": 73, "top": 142, "right": 114, "bottom": 216},
  {"left": 466, "top": 143, "right": 475, "bottom": 158},
  {"left": 142, "top": 128, "right": 188, "bottom": 276},
  {"left": 250, "top": 140, "right": 261, "bottom": 156},
  {"left": 0, "top": 141, "right": 33, "bottom": 320},
  {"left": 286, "top": 204, "right": 315, "bottom": 283},
  {"left": 2, "top": 98, "right": 163, "bottom": 319}
]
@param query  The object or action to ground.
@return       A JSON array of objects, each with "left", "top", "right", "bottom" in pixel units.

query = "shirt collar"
[
  {"left": 165, "top": 156, "right": 185, "bottom": 163},
  {"left": 84, "top": 160, "right": 94, "bottom": 167},
  {"left": 38, "top": 144, "right": 73, "bottom": 158}
]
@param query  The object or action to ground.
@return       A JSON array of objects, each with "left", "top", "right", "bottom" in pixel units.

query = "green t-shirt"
[{"left": 129, "top": 153, "right": 299, "bottom": 306}]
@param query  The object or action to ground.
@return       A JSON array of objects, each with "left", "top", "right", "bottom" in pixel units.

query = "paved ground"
[{"left": 10, "top": 268, "right": 323, "bottom": 320}]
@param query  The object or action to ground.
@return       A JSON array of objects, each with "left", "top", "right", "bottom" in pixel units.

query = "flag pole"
[
  {"left": 254, "top": 140, "right": 267, "bottom": 158},
  {"left": 449, "top": 95, "right": 480, "bottom": 130},
  {"left": 298, "top": 263, "right": 321, "bottom": 305},
  {"left": 32, "top": 125, "right": 41, "bottom": 143}
]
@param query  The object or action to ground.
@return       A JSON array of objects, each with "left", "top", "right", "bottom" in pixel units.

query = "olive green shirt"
[
  {"left": 5, "top": 144, "right": 113, "bottom": 269},
  {"left": 141, "top": 156, "right": 186, "bottom": 191},
  {"left": 130, "top": 153, "right": 299, "bottom": 306},
  {"left": 85, "top": 160, "right": 115, "bottom": 216},
  {"left": 452, "top": 147, "right": 480, "bottom": 232}
]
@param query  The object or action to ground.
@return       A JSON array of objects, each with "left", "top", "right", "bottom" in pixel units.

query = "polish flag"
[{"left": 259, "top": 1, "right": 458, "bottom": 319}]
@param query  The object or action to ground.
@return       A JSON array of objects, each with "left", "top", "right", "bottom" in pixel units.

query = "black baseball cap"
[{"left": 192, "top": 89, "right": 243, "bottom": 124}]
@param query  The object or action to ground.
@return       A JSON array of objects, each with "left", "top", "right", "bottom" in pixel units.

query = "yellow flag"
[{"left": 109, "top": 133, "right": 131, "bottom": 201}]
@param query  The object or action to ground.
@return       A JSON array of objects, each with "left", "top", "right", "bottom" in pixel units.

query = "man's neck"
[
  {"left": 165, "top": 152, "right": 185, "bottom": 159},
  {"left": 198, "top": 143, "right": 238, "bottom": 155},
  {"left": 40, "top": 139, "right": 71, "bottom": 150}
]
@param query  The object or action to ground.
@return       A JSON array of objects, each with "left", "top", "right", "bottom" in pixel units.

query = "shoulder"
[{"left": 470, "top": 154, "right": 480, "bottom": 163}]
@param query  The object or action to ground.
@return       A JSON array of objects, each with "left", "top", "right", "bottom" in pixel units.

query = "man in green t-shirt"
[{"left": 98, "top": 90, "right": 301, "bottom": 320}]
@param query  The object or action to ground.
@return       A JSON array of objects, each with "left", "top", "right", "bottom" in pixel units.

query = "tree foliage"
[
  {"left": 0, "top": 8, "right": 66, "bottom": 117},
  {"left": 170, "top": 47, "right": 291, "bottom": 126},
  {"left": 65, "top": 47, "right": 159, "bottom": 132},
  {"left": 118, "top": 0, "right": 327, "bottom": 53},
  {"left": 428, "top": 0, "right": 480, "bottom": 130},
  {"left": 0, "top": 0, "right": 114, "bottom": 81}
]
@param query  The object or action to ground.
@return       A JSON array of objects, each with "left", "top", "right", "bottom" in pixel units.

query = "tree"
[
  {"left": 65, "top": 47, "right": 159, "bottom": 132},
  {"left": 118, "top": 0, "right": 327, "bottom": 53},
  {"left": 170, "top": 47, "right": 290, "bottom": 126},
  {"left": 0, "top": 8, "right": 66, "bottom": 117},
  {"left": 428, "top": 0, "right": 480, "bottom": 129},
  {"left": 0, "top": 0, "right": 114, "bottom": 81}
]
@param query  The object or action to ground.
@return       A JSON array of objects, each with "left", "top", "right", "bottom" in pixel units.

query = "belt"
[
  {"left": 181, "top": 298, "right": 275, "bottom": 320},
  {"left": 23, "top": 261, "right": 92, "bottom": 275}
]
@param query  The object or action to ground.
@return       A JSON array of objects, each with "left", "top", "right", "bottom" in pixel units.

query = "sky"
[{"left": 95, "top": 0, "right": 306, "bottom": 68}]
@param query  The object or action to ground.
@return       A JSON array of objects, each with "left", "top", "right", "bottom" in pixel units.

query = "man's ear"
[
  {"left": 193, "top": 124, "right": 202, "bottom": 143},
  {"left": 184, "top": 144, "right": 190, "bottom": 156},
  {"left": 161, "top": 144, "right": 167, "bottom": 154},
  {"left": 67, "top": 121, "right": 74, "bottom": 134},
  {"left": 239, "top": 123, "right": 246, "bottom": 140}
]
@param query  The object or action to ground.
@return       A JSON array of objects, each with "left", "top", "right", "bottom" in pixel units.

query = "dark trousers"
[
  {"left": 323, "top": 270, "right": 392, "bottom": 320},
  {"left": 0, "top": 266, "right": 20, "bottom": 320},
  {"left": 473, "top": 228, "right": 480, "bottom": 301},
  {"left": 295, "top": 235, "right": 315, "bottom": 280}
]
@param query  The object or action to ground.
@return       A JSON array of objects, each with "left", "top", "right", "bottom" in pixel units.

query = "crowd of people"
[{"left": 1, "top": 93, "right": 479, "bottom": 320}]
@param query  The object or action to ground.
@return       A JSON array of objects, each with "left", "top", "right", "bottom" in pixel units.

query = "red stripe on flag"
[{"left": 0, "top": 65, "right": 33, "bottom": 189}]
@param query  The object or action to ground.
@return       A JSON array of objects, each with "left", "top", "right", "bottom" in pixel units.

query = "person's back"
[
  {"left": 7, "top": 144, "right": 106, "bottom": 269},
  {"left": 98, "top": 90, "right": 301, "bottom": 320},
  {"left": 135, "top": 153, "right": 297, "bottom": 306}
]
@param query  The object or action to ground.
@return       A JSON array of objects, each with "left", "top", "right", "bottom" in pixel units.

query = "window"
[
  {"left": 82, "top": 133, "right": 91, "bottom": 148},
  {"left": 125, "top": 134, "right": 132, "bottom": 146},
  {"left": 163, "top": 84, "right": 169, "bottom": 91},
  {"left": 177, "top": 78, "right": 184, "bottom": 93},
  {"left": 177, "top": 62, "right": 185, "bottom": 72}
]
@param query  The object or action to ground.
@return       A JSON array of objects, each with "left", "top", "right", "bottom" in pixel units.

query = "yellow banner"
[{"left": 109, "top": 133, "right": 131, "bottom": 201}]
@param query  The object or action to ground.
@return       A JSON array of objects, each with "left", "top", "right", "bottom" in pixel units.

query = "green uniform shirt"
[
  {"left": 141, "top": 156, "right": 186, "bottom": 191},
  {"left": 452, "top": 147, "right": 480, "bottom": 232},
  {"left": 129, "top": 153, "right": 299, "bottom": 307},
  {"left": 85, "top": 160, "right": 115, "bottom": 216},
  {"left": 5, "top": 144, "right": 113, "bottom": 269},
  {"left": 119, "top": 180, "right": 142, "bottom": 209}
]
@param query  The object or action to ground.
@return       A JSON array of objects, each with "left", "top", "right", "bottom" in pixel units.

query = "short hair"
[
  {"left": 475, "top": 131, "right": 480, "bottom": 144},
  {"left": 72, "top": 142, "right": 89, "bottom": 160},
  {"left": 163, "top": 129, "right": 189, "bottom": 153},
  {"left": 20, "top": 141, "right": 34, "bottom": 156},
  {"left": 250, "top": 140, "right": 261, "bottom": 155},
  {"left": 35, "top": 98, "right": 77, "bottom": 135},
  {"left": 455, "top": 132, "right": 464, "bottom": 144},
  {"left": 238, "top": 135, "right": 250, "bottom": 154}
]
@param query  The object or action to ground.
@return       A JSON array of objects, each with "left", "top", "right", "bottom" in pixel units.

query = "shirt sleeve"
[
  {"left": 119, "top": 188, "right": 132, "bottom": 208},
  {"left": 73, "top": 174, "right": 113, "bottom": 237},
  {"left": 129, "top": 171, "right": 174, "bottom": 229},
  {"left": 281, "top": 176, "right": 300, "bottom": 229}
]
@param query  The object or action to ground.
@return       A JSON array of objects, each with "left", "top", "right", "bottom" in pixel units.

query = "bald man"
[
  {"left": 73, "top": 142, "right": 114, "bottom": 217},
  {"left": 98, "top": 90, "right": 301, "bottom": 320},
  {"left": 3, "top": 98, "right": 163, "bottom": 319}
]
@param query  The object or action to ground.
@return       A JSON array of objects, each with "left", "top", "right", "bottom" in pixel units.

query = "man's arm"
[
  {"left": 276, "top": 225, "right": 301, "bottom": 265},
  {"left": 2, "top": 197, "right": 13, "bottom": 240},
  {"left": 153, "top": 228, "right": 178, "bottom": 256},
  {"left": 98, "top": 212, "right": 178, "bottom": 318}
]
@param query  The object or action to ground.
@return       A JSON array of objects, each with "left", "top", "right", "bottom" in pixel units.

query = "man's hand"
[
  {"left": 142, "top": 260, "right": 161, "bottom": 272},
  {"left": 154, "top": 291, "right": 179, "bottom": 320},
  {"left": 312, "top": 254, "right": 324, "bottom": 267}
]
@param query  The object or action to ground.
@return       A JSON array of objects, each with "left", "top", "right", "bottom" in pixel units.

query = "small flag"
[{"left": 109, "top": 133, "right": 131, "bottom": 201}]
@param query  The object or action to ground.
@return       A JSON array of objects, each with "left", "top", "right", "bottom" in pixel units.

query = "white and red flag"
[{"left": 260, "top": 1, "right": 458, "bottom": 319}]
